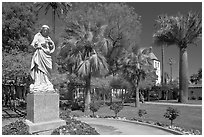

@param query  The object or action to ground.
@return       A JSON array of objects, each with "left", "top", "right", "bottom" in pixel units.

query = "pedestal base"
[
  {"left": 25, "top": 93, "right": 66, "bottom": 134},
  {"left": 25, "top": 119, "right": 66, "bottom": 134}
]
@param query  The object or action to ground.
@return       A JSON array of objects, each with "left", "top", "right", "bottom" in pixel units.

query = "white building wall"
[{"left": 153, "top": 60, "right": 161, "bottom": 85}]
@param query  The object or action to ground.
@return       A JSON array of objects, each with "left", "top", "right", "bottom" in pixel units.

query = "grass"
[{"left": 70, "top": 102, "right": 202, "bottom": 132}]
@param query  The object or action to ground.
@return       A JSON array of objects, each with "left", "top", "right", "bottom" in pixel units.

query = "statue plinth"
[{"left": 25, "top": 92, "right": 66, "bottom": 134}]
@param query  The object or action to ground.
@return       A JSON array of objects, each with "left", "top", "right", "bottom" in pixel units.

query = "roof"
[
  {"left": 149, "top": 52, "right": 158, "bottom": 60},
  {"left": 141, "top": 47, "right": 159, "bottom": 61}
]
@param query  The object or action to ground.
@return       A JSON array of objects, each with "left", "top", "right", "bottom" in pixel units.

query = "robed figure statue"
[{"left": 30, "top": 25, "right": 55, "bottom": 93}]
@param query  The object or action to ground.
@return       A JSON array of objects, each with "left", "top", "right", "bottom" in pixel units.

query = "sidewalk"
[
  {"left": 144, "top": 101, "right": 202, "bottom": 107},
  {"left": 76, "top": 117, "right": 177, "bottom": 135}
]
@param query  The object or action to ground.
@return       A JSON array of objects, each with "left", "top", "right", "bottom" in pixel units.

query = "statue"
[{"left": 30, "top": 25, "right": 55, "bottom": 93}]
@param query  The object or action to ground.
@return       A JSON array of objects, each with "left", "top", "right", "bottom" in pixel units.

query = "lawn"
[{"left": 70, "top": 102, "right": 202, "bottom": 132}]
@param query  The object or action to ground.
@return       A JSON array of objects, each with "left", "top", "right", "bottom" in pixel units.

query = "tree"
[
  {"left": 102, "top": 3, "right": 142, "bottom": 75},
  {"left": 58, "top": 3, "right": 110, "bottom": 112},
  {"left": 119, "top": 47, "right": 156, "bottom": 107},
  {"left": 2, "top": 2, "right": 38, "bottom": 53},
  {"left": 153, "top": 12, "right": 202, "bottom": 103},
  {"left": 190, "top": 68, "right": 202, "bottom": 84},
  {"left": 35, "top": 2, "right": 71, "bottom": 36},
  {"left": 2, "top": 2, "right": 38, "bottom": 84},
  {"left": 58, "top": 3, "right": 142, "bottom": 111},
  {"left": 35, "top": 2, "right": 72, "bottom": 71},
  {"left": 164, "top": 107, "right": 180, "bottom": 127}
]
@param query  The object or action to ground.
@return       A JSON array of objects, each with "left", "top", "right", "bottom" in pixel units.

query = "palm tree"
[
  {"left": 153, "top": 12, "right": 202, "bottom": 103},
  {"left": 35, "top": 2, "right": 71, "bottom": 36},
  {"left": 119, "top": 47, "right": 155, "bottom": 107},
  {"left": 35, "top": 2, "right": 71, "bottom": 71},
  {"left": 58, "top": 21, "right": 110, "bottom": 112}
]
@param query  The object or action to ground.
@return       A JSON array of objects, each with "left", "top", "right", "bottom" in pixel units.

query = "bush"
[
  {"left": 138, "top": 109, "right": 147, "bottom": 119},
  {"left": 164, "top": 107, "right": 180, "bottom": 127},
  {"left": 198, "top": 96, "right": 202, "bottom": 100},
  {"left": 2, "top": 120, "right": 31, "bottom": 135},
  {"left": 191, "top": 96, "right": 196, "bottom": 100},
  {"left": 110, "top": 103, "right": 123, "bottom": 117},
  {"left": 90, "top": 102, "right": 101, "bottom": 117}
]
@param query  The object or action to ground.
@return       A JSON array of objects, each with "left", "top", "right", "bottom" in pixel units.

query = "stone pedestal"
[{"left": 25, "top": 93, "right": 66, "bottom": 134}]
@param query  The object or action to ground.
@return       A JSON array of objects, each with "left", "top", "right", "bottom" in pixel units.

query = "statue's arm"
[
  {"left": 31, "top": 34, "right": 40, "bottom": 49},
  {"left": 47, "top": 38, "right": 55, "bottom": 53}
]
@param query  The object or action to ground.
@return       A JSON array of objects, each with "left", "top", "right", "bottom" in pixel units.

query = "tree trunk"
[
  {"left": 178, "top": 47, "right": 189, "bottom": 103},
  {"left": 121, "top": 89, "right": 124, "bottom": 104},
  {"left": 161, "top": 44, "right": 165, "bottom": 100},
  {"left": 52, "top": 9, "right": 56, "bottom": 72},
  {"left": 135, "top": 86, "right": 140, "bottom": 107},
  {"left": 85, "top": 74, "right": 91, "bottom": 112}
]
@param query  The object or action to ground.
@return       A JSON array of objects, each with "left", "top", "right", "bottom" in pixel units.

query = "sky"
[{"left": 38, "top": 2, "right": 202, "bottom": 80}]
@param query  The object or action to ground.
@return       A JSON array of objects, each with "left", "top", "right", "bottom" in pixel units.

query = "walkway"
[{"left": 76, "top": 117, "right": 176, "bottom": 135}]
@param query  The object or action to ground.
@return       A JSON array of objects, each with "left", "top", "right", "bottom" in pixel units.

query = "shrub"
[
  {"left": 164, "top": 107, "right": 180, "bottom": 127},
  {"left": 191, "top": 96, "right": 196, "bottom": 100},
  {"left": 2, "top": 120, "right": 31, "bottom": 135},
  {"left": 198, "top": 96, "right": 202, "bottom": 100},
  {"left": 90, "top": 102, "right": 101, "bottom": 117},
  {"left": 110, "top": 103, "right": 123, "bottom": 117},
  {"left": 138, "top": 109, "right": 147, "bottom": 119}
]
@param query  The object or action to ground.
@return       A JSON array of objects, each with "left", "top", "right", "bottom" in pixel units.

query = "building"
[
  {"left": 188, "top": 83, "right": 202, "bottom": 100},
  {"left": 141, "top": 47, "right": 161, "bottom": 85}
]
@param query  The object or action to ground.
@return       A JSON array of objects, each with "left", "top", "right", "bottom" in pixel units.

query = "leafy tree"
[
  {"left": 153, "top": 12, "right": 202, "bottom": 103},
  {"left": 138, "top": 109, "right": 147, "bottom": 120},
  {"left": 164, "top": 107, "right": 180, "bottom": 127},
  {"left": 2, "top": 2, "right": 38, "bottom": 85},
  {"left": 2, "top": 2, "right": 38, "bottom": 53},
  {"left": 58, "top": 3, "right": 109, "bottom": 112},
  {"left": 90, "top": 102, "right": 101, "bottom": 117},
  {"left": 190, "top": 68, "right": 202, "bottom": 84},
  {"left": 58, "top": 3, "right": 142, "bottom": 111},
  {"left": 119, "top": 47, "right": 156, "bottom": 107},
  {"left": 102, "top": 3, "right": 142, "bottom": 75},
  {"left": 110, "top": 103, "right": 123, "bottom": 117}
]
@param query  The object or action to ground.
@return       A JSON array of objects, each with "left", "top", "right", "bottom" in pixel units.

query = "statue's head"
[{"left": 40, "top": 25, "right": 50, "bottom": 37}]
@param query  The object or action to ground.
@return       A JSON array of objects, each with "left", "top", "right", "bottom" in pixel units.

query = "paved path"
[
  {"left": 145, "top": 102, "right": 202, "bottom": 107},
  {"left": 76, "top": 117, "right": 175, "bottom": 135}
]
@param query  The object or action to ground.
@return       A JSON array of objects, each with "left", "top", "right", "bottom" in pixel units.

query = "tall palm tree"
[
  {"left": 35, "top": 2, "right": 72, "bottom": 71},
  {"left": 153, "top": 12, "right": 202, "bottom": 103},
  {"left": 35, "top": 2, "right": 71, "bottom": 36},
  {"left": 59, "top": 21, "right": 110, "bottom": 112}
]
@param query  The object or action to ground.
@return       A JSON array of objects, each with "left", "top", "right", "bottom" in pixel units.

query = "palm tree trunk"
[
  {"left": 135, "top": 86, "right": 140, "bottom": 107},
  {"left": 178, "top": 47, "right": 189, "bottom": 103},
  {"left": 85, "top": 74, "right": 91, "bottom": 112},
  {"left": 52, "top": 9, "right": 56, "bottom": 72}
]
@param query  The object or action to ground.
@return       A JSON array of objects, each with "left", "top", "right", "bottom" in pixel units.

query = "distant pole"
[
  {"left": 168, "top": 58, "right": 175, "bottom": 83},
  {"left": 161, "top": 44, "right": 165, "bottom": 86}
]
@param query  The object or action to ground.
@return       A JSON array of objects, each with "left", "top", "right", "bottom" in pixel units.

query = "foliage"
[
  {"left": 2, "top": 120, "right": 31, "bottom": 135},
  {"left": 119, "top": 47, "right": 157, "bottom": 107},
  {"left": 2, "top": 2, "right": 38, "bottom": 53},
  {"left": 52, "top": 111, "right": 99, "bottom": 135},
  {"left": 153, "top": 11, "right": 202, "bottom": 47},
  {"left": 2, "top": 51, "right": 33, "bottom": 83},
  {"left": 89, "top": 102, "right": 101, "bottom": 116},
  {"left": 35, "top": 2, "right": 72, "bottom": 35},
  {"left": 164, "top": 107, "right": 180, "bottom": 127},
  {"left": 110, "top": 103, "right": 123, "bottom": 117},
  {"left": 190, "top": 68, "right": 202, "bottom": 84},
  {"left": 110, "top": 75, "right": 131, "bottom": 90},
  {"left": 153, "top": 11, "right": 202, "bottom": 103},
  {"left": 138, "top": 109, "right": 147, "bottom": 119}
]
